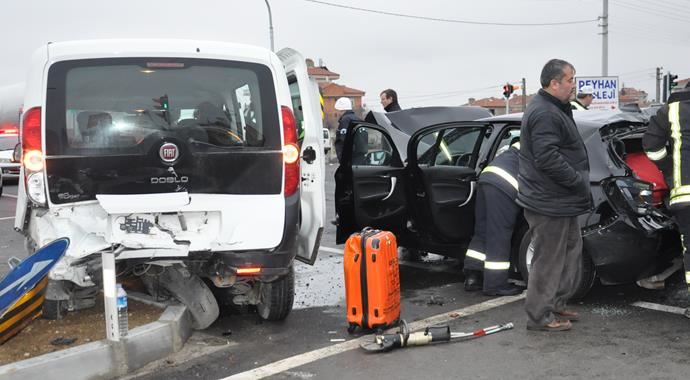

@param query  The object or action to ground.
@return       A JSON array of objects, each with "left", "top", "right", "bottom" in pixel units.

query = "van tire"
[
  {"left": 518, "top": 229, "right": 596, "bottom": 300},
  {"left": 157, "top": 266, "right": 219, "bottom": 330},
  {"left": 256, "top": 267, "right": 294, "bottom": 321}
]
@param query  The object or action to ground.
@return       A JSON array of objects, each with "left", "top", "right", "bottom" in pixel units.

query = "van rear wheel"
[{"left": 256, "top": 267, "right": 294, "bottom": 321}]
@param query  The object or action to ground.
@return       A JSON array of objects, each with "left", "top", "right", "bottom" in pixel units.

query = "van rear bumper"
[{"left": 210, "top": 192, "right": 300, "bottom": 277}]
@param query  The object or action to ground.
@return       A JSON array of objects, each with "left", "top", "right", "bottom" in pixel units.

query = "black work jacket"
[
  {"left": 517, "top": 89, "right": 592, "bottom": 216},
  {"left": 642, "top": 91, "right": 690, "bottom": 208},
  {"left": 479, "top": 146, "right": 519, "bottom": 199},
  {"left": 334, "top": 111, "right": 361, "bottom": 163}
]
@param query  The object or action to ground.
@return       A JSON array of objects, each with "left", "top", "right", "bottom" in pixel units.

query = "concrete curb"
[{"left": 0, "top": 304, "right": 192, "bottom": 380}]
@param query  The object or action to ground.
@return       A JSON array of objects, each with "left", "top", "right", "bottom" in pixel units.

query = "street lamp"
[{"left": 264, "top": 0, "right": 275, "bottom": 52}]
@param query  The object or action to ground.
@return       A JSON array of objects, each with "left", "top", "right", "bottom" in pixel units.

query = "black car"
[{"left": 335, "top": 107, "right": 677, "bottom": 298}]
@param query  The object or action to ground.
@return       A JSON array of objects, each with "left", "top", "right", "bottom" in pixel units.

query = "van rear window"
[{"left": 45, "top": 58, "right": 280, "bottom": 155}]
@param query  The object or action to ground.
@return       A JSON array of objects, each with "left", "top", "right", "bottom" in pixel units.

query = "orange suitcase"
[{"left": 344, "top": 228, "right": 400, "bottom": 333}]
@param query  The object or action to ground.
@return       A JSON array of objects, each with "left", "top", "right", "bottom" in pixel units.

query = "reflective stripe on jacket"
[
  {"left": 479, "top": 145, "right": 519, "bottom": 199},
  {"left": 642, "top": 95, "right": 690, "bottom": 207},
  {"left": 570, "top": 100, "right": 587, "bottom": 111}
]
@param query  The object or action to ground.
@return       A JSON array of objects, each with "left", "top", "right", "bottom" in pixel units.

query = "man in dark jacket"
[
  {"left": 334, "top": 97, "right": 364, "bottom": 164},
  {"left": 464, "top": 143, "right": 523, "bottom": 296},
  {"left": 642, "top": 83, "right": 690, "bottom": 297},
  {"left": 518, "top": 59, "right": 591, "bottom": 332},
  {"left": 380, "top": 89, "right": 402, "bottom": 112}
]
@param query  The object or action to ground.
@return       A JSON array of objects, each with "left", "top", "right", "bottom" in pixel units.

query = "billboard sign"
[{"left": 576, "top": 76, "right": 619, "bottom": 110}]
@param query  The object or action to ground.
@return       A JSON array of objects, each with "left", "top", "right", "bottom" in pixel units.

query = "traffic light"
[
  {"left": 152, "top": 94, "right": 170, "bottom": 123},
  {"left": 153, "top": 94, "right": 169, "bottom": 111},
  {"left": 502, "top": 83, "right": 515, "bottom": 99},
  {"left": 669, "top": 73, "right": 679, "bottom": 91}
]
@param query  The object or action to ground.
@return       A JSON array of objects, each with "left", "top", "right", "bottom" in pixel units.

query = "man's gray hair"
[{"left": 540, "top": 59, "right": 575, "bottom": 88}]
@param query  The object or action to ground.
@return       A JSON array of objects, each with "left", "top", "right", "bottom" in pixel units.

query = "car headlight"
[{"left": 0, "top": 158, "right": 10, "bottom": 164}]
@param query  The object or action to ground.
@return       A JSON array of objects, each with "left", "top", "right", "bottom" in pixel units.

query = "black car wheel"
[{"left": 518, "top": 229, "right": 596, "bottom": 299}]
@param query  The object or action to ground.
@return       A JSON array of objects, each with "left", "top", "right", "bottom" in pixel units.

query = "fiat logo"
[{"left": 159, "top": 143, "right": 179, "bottom": 163}]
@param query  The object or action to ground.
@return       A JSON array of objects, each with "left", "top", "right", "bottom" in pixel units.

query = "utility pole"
[
  {"left": 264, "top": 0, "right": 275, "bottom": 51},
  {"left": 600, "top": 0, "right": 609, "bottom": 76},
  {"left": 656, "top": 67, "right": 662, "bottom": 103},
  {"left": 505, "top": 97, "right": 510, "bottom": 115},
  {"left": 663, "top": 73, "right": 668, "bottom": 103},
  {"left": 521, "top": 78, "right": 526, "bottom": 112}
]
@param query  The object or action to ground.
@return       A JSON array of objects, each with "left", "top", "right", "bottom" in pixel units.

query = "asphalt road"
[{"left": 3, "top": 167, "right": 690, "bottom": 379}]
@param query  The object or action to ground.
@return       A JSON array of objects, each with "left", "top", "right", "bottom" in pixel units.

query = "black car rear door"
[
  {"left": 335, "top": 122, "right": 407, "bottom": 243},
  {"left": 406, "top": 122, "right": 489, "bottom": 244}
]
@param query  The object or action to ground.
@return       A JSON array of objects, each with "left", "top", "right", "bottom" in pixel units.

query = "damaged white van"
[{"left": 15, "top": 40, "right": 325, "bottom": 329}]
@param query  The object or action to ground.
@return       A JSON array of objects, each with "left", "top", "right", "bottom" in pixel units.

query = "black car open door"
[
  {"left": 406, "top": 123, "right": 489, "bottom": 250},
  {"left": 335, "top": 122, "right": 407, "bottom": 244}
]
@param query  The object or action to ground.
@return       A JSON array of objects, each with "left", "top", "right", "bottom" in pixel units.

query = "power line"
[
  {"left": 610, "top": 0, "right": 690, "bottom": 25},
  {"left": 633, "top": 0, "right": 690, "bottom": 18},
  {"left": 304, "top": 0, "right": 599, "bottom": 26}
]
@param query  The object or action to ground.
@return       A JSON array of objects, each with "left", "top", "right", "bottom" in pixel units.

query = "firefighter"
[
  {"left": 570, "top": 85, "right": 594, "bottom": 110},
  {"left": 463, "top": 141, "right": 524, "bottom": 296},
  {"left": 642, "top": 82, "right": 690, "bottom": 296}
]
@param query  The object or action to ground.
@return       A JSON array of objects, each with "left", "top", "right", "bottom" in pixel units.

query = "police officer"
[
  {"left": 642, "top": 82, "right": 690, "bottom": 296},
  {"left": 464, "top": 142, "right": 524, "bottom": 296},
  {"left": 333, "top": 97, "right": 365, "bottom": 164},
  {"left": 571, "top": 85, "right": 594, "bottom": 110}
]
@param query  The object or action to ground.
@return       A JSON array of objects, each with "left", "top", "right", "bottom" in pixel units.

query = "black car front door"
[
  {"left": 335, "top": 122, "right": 407, "bottom": 244},
  {"left": 406, "top": 123, "right": 489, "bottom": 251}
]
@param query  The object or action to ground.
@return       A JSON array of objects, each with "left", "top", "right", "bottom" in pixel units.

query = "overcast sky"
[{"left": 1, "top": 0, "right": 688, "bottom": 110}]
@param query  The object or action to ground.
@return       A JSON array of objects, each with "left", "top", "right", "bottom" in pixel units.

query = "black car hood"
[{"left": 384, "top": 106, "right": 492, "bottom": 135}]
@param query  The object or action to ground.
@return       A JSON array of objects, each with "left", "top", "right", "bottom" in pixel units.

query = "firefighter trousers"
[
  {"left": 463, "top": 183, "right": 521, "bottom": 292},
  {"left": 672, "top": 207, "right": 690, "bottom": 290}
]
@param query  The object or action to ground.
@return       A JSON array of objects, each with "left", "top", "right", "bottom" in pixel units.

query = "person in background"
[
  {"left": 518, "top": 59, "right": 591, "bottom": 332},
  {"left": 334, "top": 97, "right": 362, "bottom": 164},
  {"left": 570, "top": 85, "right": 594, "bottom": 110},
  {"left": 380, "top": 89, "right": 402, "bottom": 112}
]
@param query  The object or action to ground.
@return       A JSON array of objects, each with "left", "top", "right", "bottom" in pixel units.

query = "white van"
[{"left": 15, "top": 40, "right": 325, "bottom": 328}]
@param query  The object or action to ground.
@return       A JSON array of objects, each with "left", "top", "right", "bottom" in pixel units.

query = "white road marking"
[
  {"left": 221, "top": 293, "right": 526, "bottom": 380},
  {"left": 318, "top": 246, "right": 342, "bottom": 255},
  {"left": 0, "top": 216, "right": 14, "bottom": 221},
  {"left": 2, "top": 194, "right": 17, "bottom": 198},
  {"left": 631, "top": 301, "right": 688, "bottom": 316}
]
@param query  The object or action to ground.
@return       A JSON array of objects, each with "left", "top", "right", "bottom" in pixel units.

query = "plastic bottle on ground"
[{"left": 116, "top": 284, "right": 128, "bottom": 337}]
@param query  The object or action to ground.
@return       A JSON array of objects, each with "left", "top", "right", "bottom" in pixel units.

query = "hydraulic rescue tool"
[{"left": 360, "top": 319, "right": 514, "bottom": 352}]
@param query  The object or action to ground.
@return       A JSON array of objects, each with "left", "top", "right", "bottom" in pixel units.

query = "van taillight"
[
  {"left": 22, "top": 107, "right": 43, "bottom": 158},
  {"left": 22, "top": 107, "right": 46, "bottom": 205},
  {"left": 281, "top": 106, "right": 300, "bottom": 197}
]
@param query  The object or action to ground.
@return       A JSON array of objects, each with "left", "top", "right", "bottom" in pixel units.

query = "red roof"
[
  {"left": 469, "top": 95, "right": 532, "bottom": 108},
  {"left": 319, "top": 82, "right": 365, "bottom": 97},
  {"left": 307, "top": 67, "right": 340, "bottom": 79}
]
